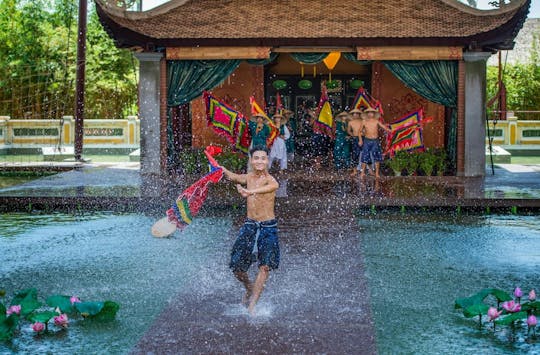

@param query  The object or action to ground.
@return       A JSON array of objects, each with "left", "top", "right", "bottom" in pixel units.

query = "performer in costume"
[
  {"left": 219, "top": 145, "right": 280, "bottom": 316},
  {"left": 248, "top": 113, "right": 271, "bottom": 148},
  {"left": 357, "top": 108, "right": 391, "bottom": 178},
  {"left": 333, "top": 111, "right": 352, "bottom": 170},
  {"left": 283, "top": 109, "right": 295, "bottom": 163},
  {"left": 347, "top": 108, "right": 364, "bottom": 176},
  {"left": 268, "top": 113, "right": 290, "bottom": 172}
]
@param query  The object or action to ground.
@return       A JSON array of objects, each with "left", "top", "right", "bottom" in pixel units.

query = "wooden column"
[
  {"left": 456, "top": 60, "right": 466, "bottom": 176},
  {"left": 160, "top": 57, "right": 168, "bottom": 176}
]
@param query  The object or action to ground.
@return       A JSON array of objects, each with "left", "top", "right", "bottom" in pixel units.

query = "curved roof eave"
[{"left": 96, "top": 0, "right": 530, "bottom": 53}]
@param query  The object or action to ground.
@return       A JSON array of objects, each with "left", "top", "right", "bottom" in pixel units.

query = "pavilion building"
[{"left": 95, "top": 0, "right": 530, "bottom": 182}]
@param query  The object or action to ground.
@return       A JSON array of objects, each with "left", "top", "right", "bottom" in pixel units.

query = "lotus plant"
[
  {"left": 514, "top": 287, "right": 523, "bottom": 303},
  {"left": 6, "top": 305, "right": 21, "bottom": 316},
  {"left": 455, "top": 286, "right": 540, "bottom": 343},
  {"left": 0, "top": 288, "right": 120, "bottom": 342},
  {"left": 502, "top": 300, "right": 521, "bottom": 313},
  {"left": 53, "top": 314, "right": 69, "bottom": 328},
  {"left": 31, "top": 322, "right": 45, "bottom": 333},
  {"left": 527, "top": 315, "right": 537, "bottom": 336}
]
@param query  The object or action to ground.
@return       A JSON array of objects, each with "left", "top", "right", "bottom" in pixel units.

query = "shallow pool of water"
[
  {"left": 0, "top": 212, "right": 233, "bottom": 354},
  {"left": 1, "top": 211, "right": 539, "bottom": 354},
  {"left": 359, "top": 213, "right": 540, "bottom": 354}
]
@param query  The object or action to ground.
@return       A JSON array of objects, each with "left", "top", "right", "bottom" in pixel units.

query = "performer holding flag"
[{"left": 311, "top": 84, "right": 335, "bottom": 169}]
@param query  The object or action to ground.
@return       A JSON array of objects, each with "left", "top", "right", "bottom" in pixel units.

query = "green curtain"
[
  {"left": 290, "top": 53, "right": 328, "bottom": 64},
  {"left": 246, "top": 52, "right": 279, "bottom": 65},
  {"left": 167, "top": 60, "right": 241, "bottom": 106},
  {"left": 383, "top": 60, "right": 458, "bottom": 166},
  {"left": 166, "top": 59, "right": 240, "bottom": 166}
]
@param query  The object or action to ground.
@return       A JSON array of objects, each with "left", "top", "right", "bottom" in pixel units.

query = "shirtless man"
[
  {"left": 220, "top": 145, "right": 280, "bottom": 316},
  {"left": 357, "top": 108, "right": 391, "bottom": 178},
  {"left": 347, "top": 108, "right": 364, "bottom": 175}
]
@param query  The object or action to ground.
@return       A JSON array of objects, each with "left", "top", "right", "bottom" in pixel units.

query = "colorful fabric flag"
[
  {"left": 313, "top": 84, "right": 335, "bottom": 138},
  {"left": 351, "top": 87, "right": 385, "bottom": 118},
  {"left": 203, "top": 92, "right": 240, "bottom": 145},
  {"left": 249, "top": 96, "right": 279, "bottom": 147},
  {"left": 166, "top": 146, "right": 223, "bottom": 230},
  {"left": 234, "top": 116, "right": 251, "bottom": 154},
  {"left": 385, "top": 108, "right": 426, "bottom": 157},
  {"left": 275, "top": 91, "right": 284, "bottom": 115}
]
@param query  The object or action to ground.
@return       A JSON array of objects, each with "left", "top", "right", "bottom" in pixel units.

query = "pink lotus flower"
[
  {"left": 514, "top": 287, "right": 523, "bottom": 298},
  {"left": 70, "top": 296, "right": 81, "bottom": 305},
  {"left": 6, "top": 305, "right": 21, "bottom": 315},
  {"left": 53, "top": 313, "right": 69, "bottom": 328},
  {"left": 487, "top": 307, "right": 502, "bottom": 321},
  {"left": 502, "top": 300, "right": 521, "bottom": 313},
  {"left": 31, "top": 322, "right": 45, "bottom": 333},
  {"left": 527, "top": 315, "right": 537, "bottom": 327},
  {"left": 529, "top": 289, "right": 536, "bottom": 301}
]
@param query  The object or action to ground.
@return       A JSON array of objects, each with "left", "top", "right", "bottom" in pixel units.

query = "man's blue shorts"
[
  {"left": 230, "top": 218, "right": 280, "bottom": 272},
  {"left": 359, "top": 137, "right": 383, "bottom": 165}
]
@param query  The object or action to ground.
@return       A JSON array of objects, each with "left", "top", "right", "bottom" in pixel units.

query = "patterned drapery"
[{"left": 383, "top": 60, "right": 458, "bottom": 166}]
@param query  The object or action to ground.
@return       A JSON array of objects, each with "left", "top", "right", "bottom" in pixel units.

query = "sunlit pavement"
[{"left": 1, "top": 162, "right": 540, "bottom": 212}]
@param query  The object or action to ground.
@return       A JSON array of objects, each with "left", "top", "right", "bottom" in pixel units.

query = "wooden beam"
[
  {"left": 356, "top": 46, "right": 463, "bottom": 60},
  {"left": 272, "top": 47, "right": 355, "bottom": 53},
  {"left": 166, "top": 46, "right": 271, "bottom": 60}
]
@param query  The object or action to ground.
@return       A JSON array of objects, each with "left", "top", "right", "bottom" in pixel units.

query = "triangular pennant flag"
[
  {"left": 250, "top": 96, "right": 279, "bottom": 147},
  {"left": 313, "top": 84, "right": 335, "bottom": 138},
  {"left": 276, "top": 91, "right": 284, "bottom": 115}
]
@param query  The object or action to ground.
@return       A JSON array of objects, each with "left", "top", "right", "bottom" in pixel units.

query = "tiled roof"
[{"left": 96, "top": 0, "right": 530, "bottom": 50}]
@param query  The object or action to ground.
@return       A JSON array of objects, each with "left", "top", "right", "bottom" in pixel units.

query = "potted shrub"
[
  {"left": 434, "top": 149, "right": 447, "bottom": 176},
  {"left": 405, "top": 151, "right": 420, "bottom": 175},
  {"left": 418, "top": 149, "right": 438, "bottom": 176},
  {"left": 386, "top": 150, "right": 409, "bottom": 176}
]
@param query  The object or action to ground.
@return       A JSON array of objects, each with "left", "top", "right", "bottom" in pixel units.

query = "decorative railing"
[
  {"left": 486, "top": 118, "right": 540, "bottom": 145},
  {"left": 0, "top": 116, "right": 140, "bottom": 146}
]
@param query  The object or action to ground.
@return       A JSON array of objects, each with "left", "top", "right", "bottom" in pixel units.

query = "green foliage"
[
  {"left": 46, "top": 295, "right": 75, "bottom": 314},
  {"left": 28, "top": 310, "right": 59, "bottom": 324},
  {"left": 464, "top": 303, "right": 490, "bottom": 318},
  {"left": 0, "top": 314, "right": 18, "bottom": 342},
  {"left": 178, "top": 147, "right": 248, "bottom": 174},
  {"left": 11, "top": 288, "right": 41, "bottom": 316},
  {"left": 215, "top": 150, "right": 248, "bottom": 173},
  {"left": 386, "top": 150, "right": 409, "bottom": 176},
  {"left": 1, "top": 289, "right": 119, "bottom": 342},
  {"left": 0, "top": 0, "right": 137, "bottom": 119},
  {"left": 495, "top": 311, "right": 527, "bottom": 326},
  {"left": 455, "top": 287, "right": 537, "bottom": 344},
  {"left": 178, "top": 148, "right": 206, "bottom": 174},
  {"left": 487, "top": 32, "right": 540, "bottom": 117},
  {"left": 418, "top": 149, "right": 439, "bottom": 176},
  {"left": 455, "top": 288, "right": 512, "bottom": 310}
]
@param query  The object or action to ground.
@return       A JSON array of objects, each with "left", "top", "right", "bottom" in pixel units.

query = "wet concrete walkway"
[
  {"left": 2, "top": 162, "right": 540, "bottom": 212},
  {"left": 132, "top": 213, "right": 376, "bottom": 354}
]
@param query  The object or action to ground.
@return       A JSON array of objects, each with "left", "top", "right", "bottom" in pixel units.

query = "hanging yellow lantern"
[{"left": 323, "top": 52, "right": 341, "bottom": 81}]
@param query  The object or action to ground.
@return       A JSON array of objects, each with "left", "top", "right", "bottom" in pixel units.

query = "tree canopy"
[{"left": 0, "top": 0, "right": 137, "bottom": 119}]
